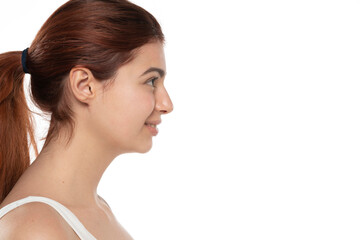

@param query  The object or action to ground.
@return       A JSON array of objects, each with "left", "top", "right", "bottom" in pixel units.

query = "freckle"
[{"left": 62, "top": 181, "right": 64, "bottom": 184}]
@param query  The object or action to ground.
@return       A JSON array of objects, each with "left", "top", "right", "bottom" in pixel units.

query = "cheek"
[
  {"left": 107, "top": 89, "right": 155, "bottom": 132},
  {"left": 88, "top": 85, "right": 155, "bottom": 150},
  {"left": 143, "top": 92, "right": 156, "bottom": 114},
  {"left": 134, "top": 92, "right": 156, "bottom": 127}
]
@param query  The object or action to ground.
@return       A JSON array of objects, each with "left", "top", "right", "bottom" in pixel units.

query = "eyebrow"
[{"left": 140, "top": 67, "right": 166, "bottom": 78}]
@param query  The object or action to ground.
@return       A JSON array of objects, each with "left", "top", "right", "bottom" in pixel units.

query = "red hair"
[{"left": 0, "top": 0, "right": 165, "bottom": 203}]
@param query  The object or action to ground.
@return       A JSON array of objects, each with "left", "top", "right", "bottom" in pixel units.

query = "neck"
[{"left": 17, "top": 124, "right": 122, "bottom": 208}]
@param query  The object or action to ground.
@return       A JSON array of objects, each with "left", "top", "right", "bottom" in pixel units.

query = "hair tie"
[{"left": 21, "top": 48, "right": 30, "bottom": 74}]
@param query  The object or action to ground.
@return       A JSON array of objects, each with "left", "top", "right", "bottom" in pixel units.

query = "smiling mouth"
[
  {"left": 145, "top": 123, "right": 159, "bottom": 136},
  {"left": 145, "top": 123, "right": 157, "bottom": 128}
]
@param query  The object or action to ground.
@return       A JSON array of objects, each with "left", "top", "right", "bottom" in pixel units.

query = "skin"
[{"left": 0, "top": 41, "right": 173, "bottom": 238}]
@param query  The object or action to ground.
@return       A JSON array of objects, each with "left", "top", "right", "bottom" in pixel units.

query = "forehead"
[
  {"left": 130, "top": 41, "right": 166, "bottom": 73},
  {"left": 109, "top": 41, "right": 166, "bottom": 88}
]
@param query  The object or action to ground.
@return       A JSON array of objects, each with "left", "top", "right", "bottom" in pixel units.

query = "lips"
[
  {"left": 145, "top": 123, "right": 157, "bottom": 128},
  {"left": 145, "top": 120, "right": 161, "bottom": 126},
  {"left": 145, "top": 122, "right": 159, "bottom": 136}
]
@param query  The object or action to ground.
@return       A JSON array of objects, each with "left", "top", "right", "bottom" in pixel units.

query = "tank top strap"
[{"left": 0, "top": 196, "right": 97, "bottom": 240}]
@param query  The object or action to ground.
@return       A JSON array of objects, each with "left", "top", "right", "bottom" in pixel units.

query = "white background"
[{"left": 1, "top": 1, "right": 360, "bottom": 239}]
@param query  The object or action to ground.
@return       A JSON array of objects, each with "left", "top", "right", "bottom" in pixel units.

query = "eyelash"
[{"left": 146, "top": 77, "right": 159, "bottom": 88}]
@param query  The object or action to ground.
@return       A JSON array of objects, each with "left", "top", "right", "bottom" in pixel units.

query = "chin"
[
  {"left": 141, "top": 141, "right": 153, "bottom": 153},
  {"left": 138, "top": 145, "right": 152, "bottom": 154},
  {"left": 138, "top": 149, "right": 151, "bottom": 154}
]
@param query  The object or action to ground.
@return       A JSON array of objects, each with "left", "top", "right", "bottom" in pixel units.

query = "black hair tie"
[{"left": 21, "top": 48, "right": 30, "bottom": 74}]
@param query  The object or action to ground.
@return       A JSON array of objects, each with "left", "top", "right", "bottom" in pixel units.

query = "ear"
[{"left": 69, "top": 67, "right": 98, "bottom": 105}]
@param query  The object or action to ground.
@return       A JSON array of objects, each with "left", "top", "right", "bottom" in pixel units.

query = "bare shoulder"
[{"left": 0, "top": 202, "right": 79, "bottom": 240}]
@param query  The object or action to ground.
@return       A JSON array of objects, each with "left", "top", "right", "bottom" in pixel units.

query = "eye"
[{"left": 146, "top": 77, "right": 159, "bottom": 88}]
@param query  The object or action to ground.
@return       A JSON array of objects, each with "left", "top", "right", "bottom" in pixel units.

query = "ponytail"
[{"left": 0, "top": 51, "right": 38, "bottom": 203}]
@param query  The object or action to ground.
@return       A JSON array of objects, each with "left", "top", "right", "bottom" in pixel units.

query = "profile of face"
[{"left": 73, "top": 41, "right": 173, "bottom": 155}]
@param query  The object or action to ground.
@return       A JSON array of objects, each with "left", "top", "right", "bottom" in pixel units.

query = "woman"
[{"left": 0, "top": 0, "right": 173, "bottom": 239}]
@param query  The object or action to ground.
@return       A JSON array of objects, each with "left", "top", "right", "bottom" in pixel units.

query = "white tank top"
[{"left": 0, "top": 196, "right": 97, "bottom": 240}]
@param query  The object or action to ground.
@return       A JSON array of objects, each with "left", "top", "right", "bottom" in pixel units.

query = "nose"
[{"left": 155, "top": 87, "right": 173, "bottom": 114}]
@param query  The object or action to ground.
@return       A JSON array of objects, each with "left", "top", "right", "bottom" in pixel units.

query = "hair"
[{"left": 0, "top": 0, "right": 165, "bottom": 203}]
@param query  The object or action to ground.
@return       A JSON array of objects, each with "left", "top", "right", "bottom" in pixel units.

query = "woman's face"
[{"left": 91, "top": 41, "right": 173, "bottom": 154}]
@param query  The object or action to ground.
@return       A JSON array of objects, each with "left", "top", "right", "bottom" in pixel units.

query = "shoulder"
[{"left": 0, "top": 202, "right": 78, "bottom": 239}]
